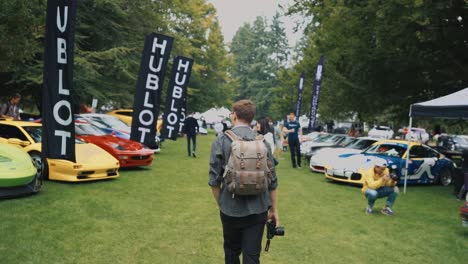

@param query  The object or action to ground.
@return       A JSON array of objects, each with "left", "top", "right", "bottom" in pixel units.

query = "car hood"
[
  {"left": 75, "top": 143, "right": 118, "bottom": 164},
  {"left": 0, "top": 144, "right": 36, "bottom": 174},
  {"left": 311, "top": 148, "right": 362, "bottom": 164},
  {"left": 78, "top": 135, "right": 145, "bottom": 151}
]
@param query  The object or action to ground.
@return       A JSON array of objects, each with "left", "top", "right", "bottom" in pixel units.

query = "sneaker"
[
  {"left": 298, "top": 165, "right": 302, "bottom": 168},
  {"left": 192, "top": 152, "right": 196, "bottom": 158},
  {"left": 365, "top": 206, "right": 374, "bottom": 215},
  {"left": 381, "top": 207, "right": 395, "bottom": 216}
]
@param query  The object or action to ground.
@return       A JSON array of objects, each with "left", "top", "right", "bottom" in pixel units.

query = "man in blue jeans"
[
  {"left": 360, "top": 158, "right": 399, "bottom": 216},
  {"left": 282, "top": 112, "right": 302, "bottom": 168}
]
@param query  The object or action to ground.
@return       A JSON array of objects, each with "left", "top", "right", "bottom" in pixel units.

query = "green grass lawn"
[{"left": 0, "top": 132, "right": 466, "bottom": 264}]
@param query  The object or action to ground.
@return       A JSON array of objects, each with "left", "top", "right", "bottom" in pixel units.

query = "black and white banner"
[
  {"left": 308, "top": 55, "right": 326, "bottom": 131},
  {"left": 161, "top": 56, "right": 194, "bottom": 140},
  {"left": 42, "top": 0, "right": 77, "bottom": 161},
  {"left": 130, "top": 33, "right": 173, "bottom": 148},
  {"left": 295, "top": 72, "right": 305, "bottom": 118}
]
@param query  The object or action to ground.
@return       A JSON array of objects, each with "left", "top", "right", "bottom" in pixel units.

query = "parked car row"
[
  {"left": 306, "top": 135, "right": 458, "bottom": 187},
  {"left": 0, "top": 113, "right": 163, "bottom": 198}
]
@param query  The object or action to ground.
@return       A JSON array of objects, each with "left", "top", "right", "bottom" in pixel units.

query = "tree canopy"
[
  {"left": 0, "top": 0, "right": 231, "bottom": 113},
  {"left": 285, "top": 0, "right": 467, "bottom": 125}
]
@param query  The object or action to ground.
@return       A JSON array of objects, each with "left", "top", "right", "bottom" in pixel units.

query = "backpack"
[{"left": 223, "top": 130, "right": 273, "bottom": 196}]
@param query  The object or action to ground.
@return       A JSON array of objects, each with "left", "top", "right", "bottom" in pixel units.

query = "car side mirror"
[{"left": 8, "top": 138, "right": 30, "bottom": 146}]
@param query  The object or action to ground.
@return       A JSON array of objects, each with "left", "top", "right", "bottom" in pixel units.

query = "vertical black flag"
[
  {"left": 42, "top": 0, "right": 77, "bottom": 161},
  {"left": 295, "top": 72, "right": 305, "bottom": 118},
  {"left": 161, "top": 56, "right": 194, "bottom": 140},
  {"left": 130, "top": 33, "right": 173, "bottom": 148},
  {"left": 308, "top": 55, "right": 326, "bottom": 131}
]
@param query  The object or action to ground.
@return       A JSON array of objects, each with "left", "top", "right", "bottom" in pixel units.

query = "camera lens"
[{"left": 275, "top": 227, "right": 285, "bottom": 236}]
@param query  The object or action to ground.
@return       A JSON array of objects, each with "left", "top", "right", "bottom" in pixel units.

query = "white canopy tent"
[
  {"left": 199, "top": 107, "right": 231, "bottom": 124},
  {"left": 404, "top": 87, "right": 468, "bottom": 193}
]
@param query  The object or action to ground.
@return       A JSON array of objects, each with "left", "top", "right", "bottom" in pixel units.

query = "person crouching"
[{"left": 361, "top": 158, "right": 399, "bottom": 216}]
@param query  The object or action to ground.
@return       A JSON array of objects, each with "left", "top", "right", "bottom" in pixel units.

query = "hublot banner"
[
  {"left": 161, "top": 56, "right": 194, "bottom": 140},
  {"left": 130, "top": 33, "right": 173, "bottom": 148},
  {"left": 42, "top": 0, "right": 77, "bottom": 161},
  {"left": 308, "top": 55, "right": 326, "bottom": 131}
]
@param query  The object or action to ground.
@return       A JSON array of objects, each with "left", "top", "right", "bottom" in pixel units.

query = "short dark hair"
[
  {"left": 256, "top": 118, "right": 270, "bottom": 135},
  {"left": 232, "top": 100, "right": 256, "bottom": 123},
  {"left": 11, "top": 93, "right": 21, "bottom": 99}
]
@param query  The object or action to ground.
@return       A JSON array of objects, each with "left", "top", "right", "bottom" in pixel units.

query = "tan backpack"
[{"left": 223, "top": 130, "right": 273, "bottom": 196}]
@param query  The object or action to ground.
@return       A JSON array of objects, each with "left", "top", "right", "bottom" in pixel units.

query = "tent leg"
[{"left": 404, "top": 117, "right": 412, "bottom": 194}]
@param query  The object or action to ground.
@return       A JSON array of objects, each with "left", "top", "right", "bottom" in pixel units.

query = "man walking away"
[
  {"left": 183, "top": 112, "right": 199, "bottom": 157},
  {"left": 209, "top": 100, "right": 279, "bottom": 264},
  {"left": 283, "top": 112, "right": 302, "bottom": 168}
]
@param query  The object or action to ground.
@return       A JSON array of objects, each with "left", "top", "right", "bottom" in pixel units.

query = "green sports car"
[{"left": 0, "top": 142, "right": 42, "bottom": 198}]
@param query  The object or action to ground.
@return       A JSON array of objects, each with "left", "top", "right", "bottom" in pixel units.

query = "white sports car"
[
  {"left": 309, "top": 137, "right": 378, "bottom": 173},
  {"left": 368, "top": 126, "right": 394, "bottom": 139}
]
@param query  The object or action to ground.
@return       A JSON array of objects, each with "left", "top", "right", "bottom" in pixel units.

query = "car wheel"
[
  {"left": 438, "top": 168, "right": 452, "bottom": 186},
  {"left": 29, "top": 151, "right": 49, "bottom": 181},
  {"left": 28, "top": 172, "right": 43, "bottom": 193}
]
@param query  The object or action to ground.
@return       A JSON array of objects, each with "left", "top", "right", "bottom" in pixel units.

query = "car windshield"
[
  {"left": 75, "top": 124, "right": 106, "bottom": 136},
  {"left": 338, "top": 136, "right": 354, "bottom": 146},
  {"left": 453, "top": 136, "right": 468, "bottom": 145},
  {"left": 364, "top": 143, "right": 407, "bottom": 157},
  {"left": 346, "top": 139, "right": 377, "bottom": 150},
  {"left": 100, "top": 116, "right": 130, "bottom": 131},
  {"left": 315, "top": 134, "right": 333, "bottom": 142},
  {"left": 324, "top": 135, "right": 347, "bottom": 144},
  {"left": 23, "top": 126, "right": 42, "bottom": 143}
]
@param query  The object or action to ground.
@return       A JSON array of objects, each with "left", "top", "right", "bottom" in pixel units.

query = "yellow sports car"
[
  {"left": 106, "top": 109, "right": 133, "bottom": 125},
  {"left": 0, "top": 120, "right": 120, "bottom": 182}
]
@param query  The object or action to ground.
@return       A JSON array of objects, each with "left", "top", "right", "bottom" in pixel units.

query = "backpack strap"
[{"left": 224, "top": 130, "right": 241, "bottom": 142}]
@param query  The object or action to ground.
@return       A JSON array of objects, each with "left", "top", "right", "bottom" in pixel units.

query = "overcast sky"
[{"left": 207, "top": 0, "right": 303, "bottom": 47}]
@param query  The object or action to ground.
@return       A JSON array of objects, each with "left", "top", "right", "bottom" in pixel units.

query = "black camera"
[
  {"left": 264, "top": 220, "right": 285, "bottom": 252},
  {"left": 390, "top": 172, "right": 400, "bottom": 182},
  {"left": 389, "top": 165, "right": 399, "bottom": 182}
]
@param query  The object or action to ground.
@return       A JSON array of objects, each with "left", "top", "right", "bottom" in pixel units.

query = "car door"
[{"left": 407, "top": 145, "right": 438, "bottom": 183}]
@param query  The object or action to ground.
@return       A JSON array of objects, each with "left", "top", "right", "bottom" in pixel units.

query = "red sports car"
[{"left": 75, "top": 121, "right": 154, "bottom": 167}]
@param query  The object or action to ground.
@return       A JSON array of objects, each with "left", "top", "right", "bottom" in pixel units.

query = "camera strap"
[{"left": 264, "top": 239, "right": 271, "bottom": 252}]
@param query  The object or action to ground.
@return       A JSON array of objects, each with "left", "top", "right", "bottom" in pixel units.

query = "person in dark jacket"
[{"left": 183, "top": 112, "right": 199, "bottom": 157}]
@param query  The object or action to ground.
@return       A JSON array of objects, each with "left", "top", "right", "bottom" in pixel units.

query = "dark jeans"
[
  {"left": 365, "top": 187, "right": 398, "bottom": 208},
  {"left": 288, "top": 138, "right": 301, "bottom": 167},
  {"left": 220, "top": 211, "right": 267, "bottom": 264},
  {"left": 186, "top": 135, "right": 196, "bottom": 155}
]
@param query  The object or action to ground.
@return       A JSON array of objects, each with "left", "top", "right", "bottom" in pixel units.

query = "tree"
[
  {"left": 287, "top": 0, "right": 468, "bottom": 124},
  {"left": 0, "top": 0, "right": 232, "bottom": 113},
  {"left": 229, "top": 15, "right": 290, "bottom": 117}
]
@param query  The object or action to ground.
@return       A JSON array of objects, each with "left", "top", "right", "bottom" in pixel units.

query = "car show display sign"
[
  {"left": 295, "top": 72, "right": 305, "bottom": 118},
  {"left": 161, "top": 56, "right": 194, "bottom": 140},
  {"left": 308, "top": 55, "right": 326, "bottom": 131},
  {"left": 130, "top": 33, "right": 173, "bottom": 148},
  {"left": 42, "top": 0, "right": 77, "bottom": 161}
]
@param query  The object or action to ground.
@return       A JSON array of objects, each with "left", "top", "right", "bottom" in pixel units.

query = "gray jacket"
[{"left": 208, "top": 125, "right": 278, "bottom": 217}]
